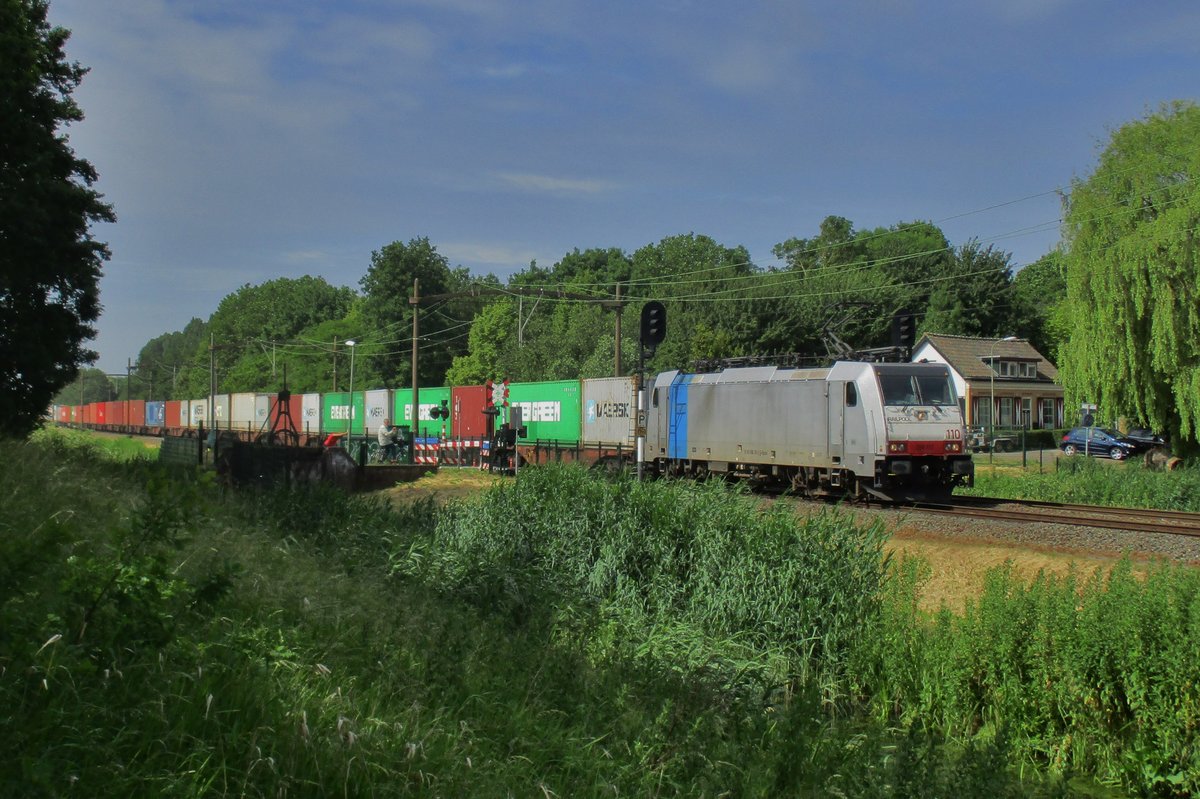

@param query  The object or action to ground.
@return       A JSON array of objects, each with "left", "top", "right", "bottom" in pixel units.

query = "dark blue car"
[{"left": 1060, "top": 427, "right": 1142, "bottom": 460}]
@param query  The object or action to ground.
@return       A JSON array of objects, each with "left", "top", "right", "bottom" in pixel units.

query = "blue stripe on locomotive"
[{"left": 668, "top": 373, "right": 692, "bottom": 460}]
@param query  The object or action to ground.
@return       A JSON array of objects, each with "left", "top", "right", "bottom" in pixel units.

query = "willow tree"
[{"left": 1060, "top": 102, "right": 1200, "bottom": 448}]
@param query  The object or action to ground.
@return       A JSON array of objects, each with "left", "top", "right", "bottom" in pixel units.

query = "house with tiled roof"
[{"left": 911, "top": 334, "right": 1065, "bottom": 430}]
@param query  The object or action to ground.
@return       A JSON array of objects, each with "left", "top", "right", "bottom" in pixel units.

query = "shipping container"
[
  {"left": 299, "top": 393, "right": 322, "bottom": 436},
  {"left": 127, "top": 399, "right": 146, "bottom": 428},
  {"left": 55, "top": 405, "right": 69, "bottom": 424},
  {"left": 363, "top": 389, "right": 391, "bottom": 436},
  {"left": 268, "top": 394, "right": 304, "bottom": 437},
  {"left": 228, "top": 393, "right": 256, "bottom": 430},
  {"left": 254, "top": 394, "right": 272, "bottom": 433},
  {"left": 105, "top": 401, "right": 126, "bottom": 427},
  {"left": 165, "top": 400, "right": 182, "bottom": 428},
  {"left": 507, "top": 380, "right": 582, "bottom": 444},
  {"left": 393, "top": 386, "right": 452, "bottom": 439},
  {"left": 450, "top": 385, "right": 489, "bottom": 441},
  {"left": 146, "top": 400, "right": 166, "bottom": 427},
  {"left": 190, "top": 399, "right": 209, "bottom": 427},
  {"left": 321, "top": 391, "right": 365, "bottom": 435},
  {"left": 212, "top": 394, "right": 232, "bottom": 429},
  {"left": 581, "top": 377, "right": 638, "bottom": 447}
]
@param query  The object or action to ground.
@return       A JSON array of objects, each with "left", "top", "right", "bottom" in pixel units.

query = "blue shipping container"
[{"left": 146, "top": 400, "right": 166, "bottom": 427}]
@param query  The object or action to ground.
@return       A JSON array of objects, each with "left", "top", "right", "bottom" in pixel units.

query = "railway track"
[{"left": 909, "top": 495, "right": 1200, "bottom": 538}]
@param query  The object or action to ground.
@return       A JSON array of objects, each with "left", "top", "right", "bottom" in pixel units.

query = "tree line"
[{"left": 69, "top": 224, "right": 1064, "bottom": 407}]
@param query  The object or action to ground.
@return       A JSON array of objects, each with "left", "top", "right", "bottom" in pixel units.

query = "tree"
[
  {"left": 921, "top": 240, "right": 1017, "bottom": 338},
  {"left": 0, "top": 0, "right": 113, "bottom": 436},
  {"left": 134, "top": 318, "right": 208, "bottom": 400},
  {"left": 50, "top": 366, "right": 115, "bottom": 405},
  {"left": 359, "top": 238, "right": 473, "bottom": 387},
  {"left": 1011, "top": 250, "right": 1068, "bottom": 364},
  {"left": 1059, "top": 102, "right": 1200, "bottom": 448}
]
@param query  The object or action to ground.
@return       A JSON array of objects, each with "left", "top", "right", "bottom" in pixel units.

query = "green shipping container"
[
  {"left": 506, "top": 380, "right": 581, "bottom": 444},
  {"left": 393, "top": 386, "right": 452, "bottom": 439},
  {"left": 321, "top": 391, "right": 366, "bottom": 436}
]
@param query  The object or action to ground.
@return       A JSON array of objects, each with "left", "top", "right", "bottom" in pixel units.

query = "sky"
[{"left": 44, "top": 0, "right": 1200, "bottom": 373}]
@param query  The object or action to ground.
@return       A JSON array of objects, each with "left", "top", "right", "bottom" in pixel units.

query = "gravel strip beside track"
[{"left": 835, "top": 502, "right": 1200, "bottom": 563}]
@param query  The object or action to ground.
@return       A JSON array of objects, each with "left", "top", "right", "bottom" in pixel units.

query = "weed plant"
[{"left": 967, "top": 456, "right": 1200, "bottom": 510}]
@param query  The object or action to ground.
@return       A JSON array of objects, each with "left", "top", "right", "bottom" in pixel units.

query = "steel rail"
[{"left": 907, "top": 496, "right": 1200, "bottom": 538}]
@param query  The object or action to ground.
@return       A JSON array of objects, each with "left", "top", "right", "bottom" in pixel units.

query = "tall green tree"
[
  {"left": 360, "top": 238, "right": 474, "bottom": 387},
  {"left": 0, "top": 0, "right": 113, "bottom": 435},
  {"left": 1060, "top": 102, "right": 1200, "bottom": 447},
  {"left": 1011, "top": 250, "right": 1068, "bottom": 364},
  {"left": 921, "top": 240, "right": 1017, "bottom": 338},
  {"left": 133, "top": 317, "right": 208, "bottom": 400}
]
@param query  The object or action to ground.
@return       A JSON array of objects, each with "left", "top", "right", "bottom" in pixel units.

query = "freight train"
[{"left": 54, "top": 361, "right": 973, "bottom": 501}]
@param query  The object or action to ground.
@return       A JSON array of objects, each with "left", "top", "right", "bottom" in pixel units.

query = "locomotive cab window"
[
  {"left": 845, "top": 383, "right": 857, "bottom": 407},
  {"left": 878, "top": 367, "right": 955, "bottom": 407}
]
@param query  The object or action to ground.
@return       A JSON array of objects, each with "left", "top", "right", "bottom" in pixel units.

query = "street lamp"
[
  {"left": 345, "top": 339, "right": 356, "bottom": 435},
  {"left": 988, "top": 335, "right": 1018, "bottom": 439}
]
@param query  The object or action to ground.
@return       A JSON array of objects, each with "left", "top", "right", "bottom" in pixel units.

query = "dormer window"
[{"left": 985, "top": 358, "right": 1038, "bottom": 379}]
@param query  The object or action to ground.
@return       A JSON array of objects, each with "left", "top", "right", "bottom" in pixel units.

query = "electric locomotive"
[{"left": 642, "top": 361, "right": 973, "bottom": 501}]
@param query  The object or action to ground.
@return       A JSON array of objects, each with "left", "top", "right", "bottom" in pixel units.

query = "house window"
[
  {"left": 1022, "top": 362, "right": 1037, "bottom": 378},
  {"left": 1040, "top": 399, "right": 1056, "bottom": 428},
  {"left": 974, "top": 397, "right": 992, "bottom": 428},
  {"left": 999, "top": 397, "right": 1014, "bottom": 427}
]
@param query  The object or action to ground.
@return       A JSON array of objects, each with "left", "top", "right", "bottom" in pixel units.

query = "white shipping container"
[
  {"left": 300, "top": 393, "right": 322, "bottom": 435},
  {"left": 581, "top": 376, "right": 638, "bottom": 446},
  {"left": 190, "top": 399, "right": 209, "bottom": 426},
  {"left": 179, "top": 400, "right": 191, "bottom": 428},
  {"left": 364, "top": 389, "right": 390, "bottom": 435},
  {"left": 213, "top": 394, "right": 232, "bottom": 427},
  {"left": 254, "top": 394, "right": 272, "bottom": 431},
  {"left": 230, "top": 393, "right": 257, "bottom": 429}
]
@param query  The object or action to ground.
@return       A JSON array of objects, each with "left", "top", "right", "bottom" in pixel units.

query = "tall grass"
[
  {"left": 395, "top": 466, "right": 891, "bottom": 699},
  {"left": 968, "top": 456, "right": 1200, "bottom": 510},
  {"left": 19, "top": 432, "right": 1178, "bottom": 795}
]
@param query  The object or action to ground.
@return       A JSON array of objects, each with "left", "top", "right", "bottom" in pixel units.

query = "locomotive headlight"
[
  {"left": 888, "top": 442, "right": 908, "bottom": 453},
  {"left": 944, "top": 442, "right": 962, "bottom": 453}
]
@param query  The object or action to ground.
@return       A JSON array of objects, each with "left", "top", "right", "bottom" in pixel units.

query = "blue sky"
[{"left": 46, "top": 0, "right": 1200, "bottom": 373}]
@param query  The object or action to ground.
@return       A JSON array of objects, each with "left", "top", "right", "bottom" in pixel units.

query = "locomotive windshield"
[{"left": 878, "top": 368, "right": 955, "bottom": 407}]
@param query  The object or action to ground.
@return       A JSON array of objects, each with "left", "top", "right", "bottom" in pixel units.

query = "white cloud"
[{"left": 494, "top": 171, "right": 619, "bottom": 196}]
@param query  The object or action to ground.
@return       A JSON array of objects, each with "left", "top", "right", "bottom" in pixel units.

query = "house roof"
[{"left": 915, "top": 333, "right": 1059, "bottom": 382}]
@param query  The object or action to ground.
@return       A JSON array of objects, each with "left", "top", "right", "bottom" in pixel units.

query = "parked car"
[
  {"left": 1124, "top": 428, "right": 1169, "bottom": 448},
  {"left": 1060, "top": 427, "right": 1142, "bottom": 460}
]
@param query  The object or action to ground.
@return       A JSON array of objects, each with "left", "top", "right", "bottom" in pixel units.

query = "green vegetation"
[
  {"left": 968, "top": 456, "right": 1200, "bottom": 511},
  {"left": 5, "top": 431, "right": 1199, "bottom": 795},
  {"left": 1061, "top": 102, "right": 1200, "bottom": 452}
]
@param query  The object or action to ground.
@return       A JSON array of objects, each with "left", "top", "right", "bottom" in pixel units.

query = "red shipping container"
[
  {"left": 164, "top": 401, "right": 181, "bottom": 430},
  {"left": 451, "top": 385, "right": 489, "bottom": 441},
  {"left": 105, "top": 401, "right": 126, "bottom": 426},
  {"left": 95, "top": 403, "right": 106, "bottom": 425},
  {"left": 266, "top": 393, "right": 304, "bottom": 436},
  {"left": 127, "top": 399, "right": 146, "bottom": 427}
]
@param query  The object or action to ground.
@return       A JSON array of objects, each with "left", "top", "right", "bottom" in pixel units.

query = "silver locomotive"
[{"left": 643, "top": 361, "right": 974, "bottom": 501}]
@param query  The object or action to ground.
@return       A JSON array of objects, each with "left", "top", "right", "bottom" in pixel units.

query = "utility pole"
[
  {"left": 410, "top": 277, "right": 420, "bottom": 436},
  {"left": 332, "top": 337, "right": 338, "bottom": 392},
  {"left": 209, "top": 333, "right": 215, "bottom": 432},
  {"left": 126, "top": 358, "right": 132, "bottom": 427},
  {"left": 614, "top": 283, "right": 622, "bottom": 376}
]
